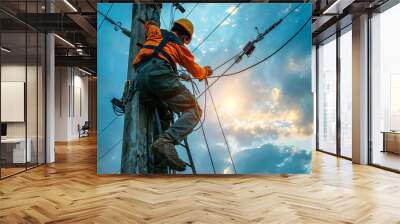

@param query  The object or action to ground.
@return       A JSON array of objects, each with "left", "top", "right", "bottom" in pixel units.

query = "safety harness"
[
  {"left": 139, "top": 29, "right": 184, "bottom": 73},
  {"left": 113, "top": 30, "right": 185, "bottom": 114}
]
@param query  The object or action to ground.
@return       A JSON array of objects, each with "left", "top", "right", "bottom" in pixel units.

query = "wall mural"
[{"left": 97, "top": 3, "right": 313, "bottom": 174}]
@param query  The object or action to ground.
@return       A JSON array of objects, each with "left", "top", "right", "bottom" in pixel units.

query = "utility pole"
[{"left": 121, "top": 3, "right": 164, "bottom": 174}]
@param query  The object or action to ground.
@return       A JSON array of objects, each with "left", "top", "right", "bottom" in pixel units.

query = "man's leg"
[
  {"left": 144, "top": 69, "right": 202, "bottom": 171},
  {"left": 150, "top": 87, "right": 201, "bottom": 171},
  {"left": 161, "top": 88, "right": 201, "bottom": 143}
]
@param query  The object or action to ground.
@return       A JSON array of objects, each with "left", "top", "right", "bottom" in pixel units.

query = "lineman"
[{"left": 133, "top": 18, "right": 213, "bottom": 171}]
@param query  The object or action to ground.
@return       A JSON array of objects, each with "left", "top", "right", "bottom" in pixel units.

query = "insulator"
[
  {"left": 173, "top": 3, "right": 186, "bottom": 13},
  {"left": 243, "top": 41, "right": 256, "bottom": 57}
]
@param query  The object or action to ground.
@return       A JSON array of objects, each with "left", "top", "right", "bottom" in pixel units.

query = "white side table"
[{"left": 1, "top": 138, "right": 32, "bottom": 163}]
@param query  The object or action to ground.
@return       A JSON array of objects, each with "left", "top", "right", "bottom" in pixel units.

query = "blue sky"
[{"left": 97, "top": 3, "right": 312, "bottom": 174}]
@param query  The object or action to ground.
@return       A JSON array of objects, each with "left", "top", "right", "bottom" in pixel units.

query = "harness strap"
[
  {"left": 139, "top": 29, "right": 183, "bottom": 73},
  {"left": 142, "top": 44, "right": 177, "bottom": 72}
]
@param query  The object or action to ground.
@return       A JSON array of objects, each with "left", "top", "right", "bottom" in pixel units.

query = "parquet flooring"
[{"left": 1, "top": 135, "right": 400, "bottom": 223}]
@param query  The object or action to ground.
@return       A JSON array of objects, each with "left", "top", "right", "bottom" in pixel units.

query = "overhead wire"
[
  {"left": 160, "top": 14, "right": 167, "bottom": 29},
  {"left": 169, "top": 4, "right": 177, "bottom": 29},
  {"left": 196, "top": 15, "right": 311, "bottom": 99},
  {"left": 189, "top": 4, "right": 305, "bottom": 174},
  {"left": 201, "top": 4, "right": 301, "bottom": 74},
  {"left": 175, "top": 2, "right": 241, "bottom": 171},
  {"left": 206, "top": 80, "right": 237, "bottom": 174},
  {"left": 187, "top": 77, "right": 215, "bottom": 174},
  {"left": 97, "top": 3, "right": 306, "bottom": 174},
  {"left": 195, "top": 5, "right": 308, "bottom": 98},
  {"left": 200, "top": 121, "right": 216, "bottom": 174},
  {"left": 191, "top": 3, "right": 241, "bottom": 53},
  {"left": 183, "top": 3, "right": 242, "bottom": 132},
  {"left": 192, "top": 81, "right": 207, "bottom": 132},
  {"left": 97, "top": 3, "right": 114, "bottom": 31},
  {"left": 211, "top": 19, "right": 311, "bottom": 78},
  {"left": 98, "top": 115, "right": 122, "bottom": 137},
  {"left": 98, "top": 138, "right": 123, "bottom": 161},
  {"left": 185, "top": 3, "right": 199, "bottom": 18}
]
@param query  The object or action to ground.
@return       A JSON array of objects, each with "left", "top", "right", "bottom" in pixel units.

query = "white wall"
[
  {"left": 54, "top": 67, "right": 89, "bottom": 141},
  {"left": 1, "top": 65, "right": 41, "bottom": 137},
  {"left": 1, "top": 64, "right": 46, "bottom": 163}
]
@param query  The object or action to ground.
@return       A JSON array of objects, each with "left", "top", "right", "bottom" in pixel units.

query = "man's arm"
[{"left": 177, "top": 46, "right": 212, "bottom": 80}]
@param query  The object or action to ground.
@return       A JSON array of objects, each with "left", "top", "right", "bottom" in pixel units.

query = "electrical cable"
[
  {"left": 196, "top": 16, "right": 311, "bottom": 98},
  {"left": 212, "top": 51, "right": 242, "bottom": 71},
  {"left": 191, "top": 3, "right": 241, "bottom": 53},
  {"left": 186, "top": 76, "right": 214, "bottom": 173},
  {"left": 195, "top": 4, "right": 301, "bottom": 76},
  {"left": 188, "top": 6, "right": 306, "bottom": 175},
  {"left": 196, "top": 61, "right": 237, "bottom": 99},
  {"left": 98, "top": 115, "right": 122, "bottom": 137},
  {"left": 98, "top": 3, "right": 305, "bottom": 174},
  {"left": 98, "top": 138, "right": 123, "bottom": 161},
  {"left": 169, "top": 4, "right": 177, "bottom": 29},
  {"left": 185, "top": 3, "right": 199, "bottom": 18},
  {"left": 200, "top": 121, "right": 216, "bottom": 174},
  {"left": 281, "top": 4, "right": 301, "bottom": 21},
  {"left": 97, "top": 3, "right": 114, "bottom": 31},
  {"left": 192, "top": 81, "right": 207, "bottom": 132},
  {"left": 160, "top": 14, "right": 167, "bottom": 29},
  {"left": 206, "top": 80, "right": 237, "bottom": 174}
]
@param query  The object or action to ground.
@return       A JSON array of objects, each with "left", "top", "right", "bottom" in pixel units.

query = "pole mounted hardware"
[{"left": 173, "top": 3, "right": 186, "bottom": 13}]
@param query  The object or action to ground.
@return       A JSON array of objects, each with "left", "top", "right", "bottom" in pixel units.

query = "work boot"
[{"left": 151, "top": 137, "right": 186, "bottom": 172}]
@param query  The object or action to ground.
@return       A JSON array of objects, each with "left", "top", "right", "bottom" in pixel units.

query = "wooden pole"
[{"left": 121, "top": 3, "right": 163, "bottom": 174}]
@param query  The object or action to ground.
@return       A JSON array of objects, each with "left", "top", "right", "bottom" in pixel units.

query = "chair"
[{"left": 78, "top": 121, "right": 90, "bottom": 138}]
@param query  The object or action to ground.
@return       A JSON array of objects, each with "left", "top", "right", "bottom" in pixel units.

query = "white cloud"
[
  {"left": 281, "top": 6, "right": 291, "bottom": 14},
  {"left": 287, "top": 56, "right": 310, "bottom": 74},
  {"left": 221, "top": 18, "right": 232, "bottom": 26},
  {"left": 223, "top": 168, "right": 231, "bottom": 174}
]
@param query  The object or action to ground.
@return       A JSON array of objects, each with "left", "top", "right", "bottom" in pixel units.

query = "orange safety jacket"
[{"left": 133, "top": 21, "right": 207, "bottom": 80}]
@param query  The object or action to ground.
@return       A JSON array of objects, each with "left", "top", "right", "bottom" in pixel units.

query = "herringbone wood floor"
[{"left": 1, "top": 136, "right": 400, "bottom": 224}]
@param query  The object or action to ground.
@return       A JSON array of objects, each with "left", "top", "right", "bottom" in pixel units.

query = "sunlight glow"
[
  {"left": 226, "top": 5, "right": 239, "bottom": 15},
  {"left": 222, "top": 97, "right": 239, "bottom": 113}
]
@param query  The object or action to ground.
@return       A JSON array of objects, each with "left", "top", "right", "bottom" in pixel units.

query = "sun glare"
[
  {"left": 287, "top": 111, "right": 299, "bottom": 121},
  {"left": 221, "top": 97, "right": 240, "bottom": 114}
]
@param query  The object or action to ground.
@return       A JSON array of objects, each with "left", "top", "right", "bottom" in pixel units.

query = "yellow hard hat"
[{"left": 173, "top": 18, "right": 193, "bottom": 42}]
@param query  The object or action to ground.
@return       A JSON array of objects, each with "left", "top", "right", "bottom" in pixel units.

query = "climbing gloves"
[
  {"left": 151, "top": 136, "right": 186, "bottom": 171},
  {"left": 200, "top": 66, "right": 213, "bottom": 81}
]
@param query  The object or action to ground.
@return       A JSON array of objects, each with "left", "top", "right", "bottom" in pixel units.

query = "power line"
[
  {"left": 185, "top": 3, "right": 199, "bottom": 18},
  {"left": 98, "top": 3, "right": 114, "bottom": 31},
  {"left": 197, "top": 15, "right": 311, "bottom": 98},
  {"left": 98, "top": 115, "right": 122, "bottom": 137},
  {"left": 196, "top": 61, "right": 236, "bottom": 99},
  {"left": 98, "top": 3, "right": 305, "bottom": 174},
  {"left": 191, "top": 3, "right": 241, "bottom": 53},
  {"left": 189, "top": 8, "right": 309, "bottom": 175},
  {"left": 192, "top": 81, "right": 207, "bottom": 132},
  {"left": 98, "top": 138, "right": 123, "bottom": 161},
  {"left": 206, "top": 81, "right": 237, "bottom": 174},
  {"left": 213, "top": 51, "right": 242, "bottom": 72},
  {"left": 160, "top": 14, "right": 167, "bottom": 29},
  {"left": 200, "top": 122, "right": 216, "bottom": 174},
  {"left": 169, "top": 4, "right": 176, "bottom": 29},
  {"left": 193, "top": 4, "right": 301, "bottom": 77}
]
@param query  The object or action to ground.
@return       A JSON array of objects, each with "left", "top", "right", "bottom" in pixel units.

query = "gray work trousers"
[{"left": 135, "top": 58, "right": 202, "bottom": 144}]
